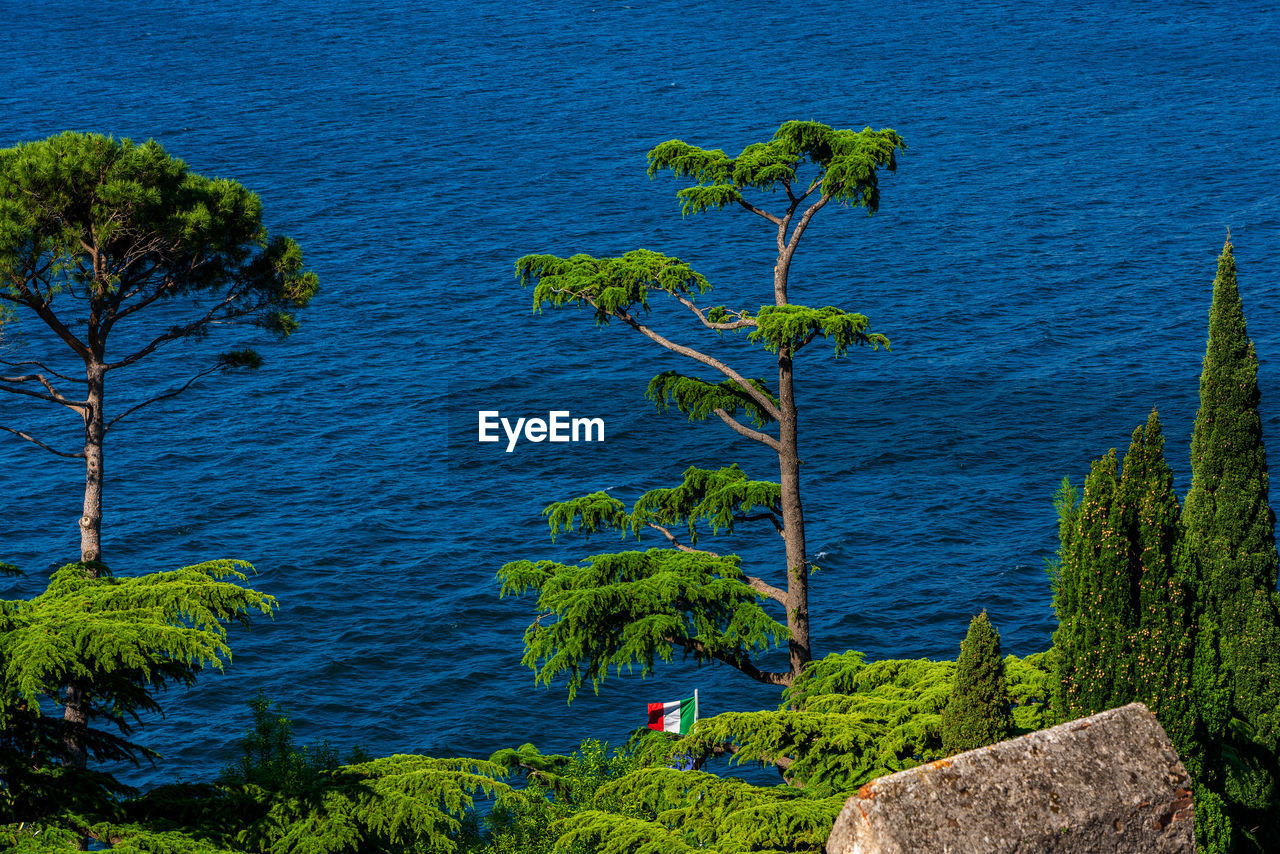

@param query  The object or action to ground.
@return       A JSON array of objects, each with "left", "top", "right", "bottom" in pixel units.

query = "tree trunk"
[
  {"left": 65, "top": 361, "right": 105, "bottom": 771},
  {"left": 79, "top": 363, "right": 105, "bottom": 567},
  {"left": 774, "top": 240, "right": 810, "bottom": 681},
  {"left": 63, "top": 683, "right": 89, "bottom": 770},
  {"left": 777, "top": 347, "right": 810, "bottom": 679}
]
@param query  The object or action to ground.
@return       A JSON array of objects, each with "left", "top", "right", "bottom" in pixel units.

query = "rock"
[{"left": 826, "top": 702, "right": 1195, "bottom": 853}]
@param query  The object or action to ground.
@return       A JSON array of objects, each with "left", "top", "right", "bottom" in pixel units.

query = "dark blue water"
[{"left": 2, "top": 0, "right": 1279, "bottom": 788}]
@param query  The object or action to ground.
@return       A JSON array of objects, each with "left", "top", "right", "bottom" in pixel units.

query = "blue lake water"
[{"left": 2, "top": 0, "right": 1280, "bottom": 788}]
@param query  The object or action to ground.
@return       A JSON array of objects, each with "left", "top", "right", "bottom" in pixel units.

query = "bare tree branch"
[
  {"left": 0, "top": 425, "right": 84, "bottom": 459},
  {"left": 735, "top": 511, "right": 785, "bottom": 537},
  {"left": 0, "top": 359, "right": 85, "bottom": 384},
  {"left": 646, "top": 522, "right": 786, "bottom": 603},
  {"left": 646, "top": 522, "right": 716, "bottom": 555},
  {"left": 785, "top": 194, "right": 832, "bottom": 256},
  {"left": 106, "top": 363, "right": 224, "bottom": 431},
  {"left": 670, "top": 293, "right": 759, "bottom": 331},
  {"left": 736, "top": 197, "right": 782, "bottom": 225},
  {"left": 0, "top": 378, "right": 88, "bottom": 410},
  {"left": 2, "top": 279, "right": 91, "bottom": 361},
  {"left": 105, "top": 289, "right": 250, "bottom": 371},
  {"left": 668, "top": 635, "right": 791, "bottom": 686},
  {"left": 606, "top": 305, "right": 782, "bottom": 421},
  {"left": 741, "top": 573, "right": 788, "bottom": 605},
  {"left": 102, "top": 241, "right": 213, "bottom": 335},
  {"left": 1, "top": 372, "right": 59, "bottom": 400},
  {"left": 713, "top": 407, "right": 782, "bottom": 452}
]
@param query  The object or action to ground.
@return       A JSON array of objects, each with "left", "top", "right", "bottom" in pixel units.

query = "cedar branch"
[
  {"left": 668, "top": 635, "right": 791, "bottom": 686},
  {"left": 714, "top": 408, "right": 782, "bottom": 451}
]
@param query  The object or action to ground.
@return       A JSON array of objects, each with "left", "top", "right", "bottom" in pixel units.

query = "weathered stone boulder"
[{"left": 826, "top": 702, "right": 1194, "bottom": 854}]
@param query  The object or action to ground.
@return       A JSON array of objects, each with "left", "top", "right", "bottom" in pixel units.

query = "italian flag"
[{"left": 647, "top": 691, "right": 698, "bottom": 735}]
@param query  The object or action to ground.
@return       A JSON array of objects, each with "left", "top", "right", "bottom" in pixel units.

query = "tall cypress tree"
[
  {"left": 1124, "top": 411, "right": 1197, "bottom": 766},
  {"left": 1182, "top": 237, "right": 1280, "bottom": 848},
  {"left": 1051, "top": 449, "right": 1134, "bottom": 719},
  {"left": 1047, "top": 477, "right": 1080, "bottom": 719},
  {"left": 941, "top": 610, "right": 1013, "bottom": 755},
  {"left": 1051, "top": 413, "right": 1196, "bottom": 745}
]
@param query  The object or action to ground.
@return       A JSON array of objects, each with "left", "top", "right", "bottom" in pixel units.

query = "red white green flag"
[{"left": 647, "top": 691, "right": 698, "bottom": 735}]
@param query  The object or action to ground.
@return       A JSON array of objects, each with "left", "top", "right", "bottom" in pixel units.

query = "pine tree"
[
  {"left": 1182, "top": 237, "right": 1280, "bottom": 849},
  {"left": 941, "top": 611, "right": 1013, "bottom": 755}
]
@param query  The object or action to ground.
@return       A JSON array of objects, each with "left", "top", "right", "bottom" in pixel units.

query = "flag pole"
[{"left": 694, "top": 688, "right": 699, "bottom": 723}]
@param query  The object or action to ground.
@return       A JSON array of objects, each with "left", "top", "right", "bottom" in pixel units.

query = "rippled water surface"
[{"left": 2, "top": 0, "right": 1280, "bottom": 786}]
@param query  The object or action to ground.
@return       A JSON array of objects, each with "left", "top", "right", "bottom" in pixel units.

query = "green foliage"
[
  {"left": 646, "top": 372, "right": 778, "bottom": 428},
  {"left": 498, "top": 548, "right": 786, "bottom": 701},
  {"left": 646, "top": 120, "right": 905, "bottom": 216},
  {"left": 0, "top": 824, "right": 85, "bottom": 852},
  {"left": 1051, "top": 448, "right": 1135, "bottom": 719},
  {"left": 1182, "top": 238, "right": 1280, "bottom": 849},
  {"left": 477, "top": 735, "right": 682, "bottom": 854},
  {"left": 554, "top": 767, "right": 844, "bottom": 854},
  {"left": 748, "top": 305, "right": 889, "bottom": 357},
  {"left": 218, "top": 693, "right": 343, "bottom": 792},
  {"left": 1050, "top": 414, "right": 1199, "bottom": 761},
  {"left": 1125, "top": 412, "right": 1198, "bottom": 764},
  {"left": 542, "top": 465, "right": 782, "bottom": 547},
  {"left": 0, "top": 131, "right": 318, "bottom": 341},
  {"left": 218, "top": 349, "right": 265, "bottom": 370},
  {"left": 941, "top": 611, "right": 1013, "bottom": 755},
  {"left": 1048, "top": 244, "right": 1280, "bottom": 850},
  {"left": 521, "top": 650, "right": 1051, "bottom": 854},
  {"left": 1004, "top": 652, "right": 1057, "bottom": 732},
  {"left": 115, "top": 755, "right": 511, "bottom": 854},
  {"left": 102, "top": 695, "right": 511, "bottom": 854},
  {"left": 668, "top": 651, "right": 1051, "bottom": 795},
  {"left": 516, "top": 249, "right": 708, "bottom": 323},
  {"left": 543, "top": 492, "right": 629, "bottom": 541},
  {"left": 0, "top": 559, "right": 275, "bottom": 825},
  {"left": 629, "top": 465, "right": 781, "bottom": 544}
]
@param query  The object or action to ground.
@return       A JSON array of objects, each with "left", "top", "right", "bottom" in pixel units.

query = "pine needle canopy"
[
  {"left": 560, "top": 769, "right": 844, "bottom": 854},
  {"left": 629, "top": 465, "right": 782, "bottom": 543},
  {"left": 678, "top": 651, "right": 1051, "bottom": 794},
  {"left": 646, "top": 120, "right": 906, "bottom": 216},
  {"left": 0, "top": 131, "right": 318, "bottom": 341}
]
